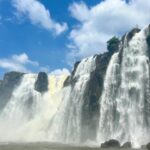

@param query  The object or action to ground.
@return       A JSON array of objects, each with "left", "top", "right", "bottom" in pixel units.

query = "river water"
[{"left": 0, "top": 143, "right": 146, "bottom": 150}]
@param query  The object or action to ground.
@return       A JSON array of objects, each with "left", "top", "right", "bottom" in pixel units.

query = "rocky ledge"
[{"left": 34, "top": 72, "right": 48, "bottom": 93}]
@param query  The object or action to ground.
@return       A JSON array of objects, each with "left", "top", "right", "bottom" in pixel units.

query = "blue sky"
[{"left": 0, "top": 0, "right": 150, "bottom": 78}]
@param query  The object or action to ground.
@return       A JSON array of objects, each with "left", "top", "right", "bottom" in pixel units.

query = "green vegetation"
[{"left": 107, "top": 36, "right": 120, "bottom": 52}]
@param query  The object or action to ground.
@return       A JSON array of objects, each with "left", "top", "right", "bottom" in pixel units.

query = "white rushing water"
[
  {"left": 0, "top": 73, "right": 68, "bottom": 142},
  {"left": 47, "top": 56, "right": 96, "bottom": 144},
  {"left": 98, "top": 27, "right": 150, "bottom": 148},
  {"left": 98, "top": 52, "right": 120, "bottom": 143}
]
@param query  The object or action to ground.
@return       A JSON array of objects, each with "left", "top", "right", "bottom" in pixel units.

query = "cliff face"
[
  {"left": 63, "top": 51, "right": 116, "bottom": 141},
  {"left": 0, "top": 71, "right": 24, "bottom": 110},
  {"left": 81, "top": 52, "right": 113, "bottom": 141},
  {"left": 61, "top": 27, "right": 148, "bottom": 141}
]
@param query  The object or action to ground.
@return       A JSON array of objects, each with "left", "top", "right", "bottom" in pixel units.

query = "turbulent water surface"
[{"left": 0, "top": 143, "right": 146, "bottom": 150}]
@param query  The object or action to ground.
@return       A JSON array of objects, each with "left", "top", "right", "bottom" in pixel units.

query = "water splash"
[{"left": 0, "top": 73, "right": 68, "bottom": 142}]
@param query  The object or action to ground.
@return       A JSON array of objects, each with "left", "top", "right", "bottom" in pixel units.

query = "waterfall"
[
  {"left": 0, "top": 26, "right": 150, "bottom": 148},
  {"left": 98, "top": 27, "right": 150, "bottom": 148},
  {"left": 98, "top": 52, "right": 120, "bottom": 143},
  {"left": 0, "top": 74, "right": 40, "bottom": 141},
  {"left": 0, "top": 73, "right": 68, "bottom": 142},
  {"left": 47, "top": 56, "right": 96, "bottom": 144}
]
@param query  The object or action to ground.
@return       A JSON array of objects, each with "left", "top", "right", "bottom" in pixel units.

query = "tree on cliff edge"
[{"left": 107, "top": 36, "right": 120, "bottom": 53}]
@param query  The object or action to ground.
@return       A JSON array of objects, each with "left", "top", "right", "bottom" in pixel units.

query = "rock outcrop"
[
  {"left": 0, "top": 71, "right": 24, "bottom": 110},
  {"left": 126, "top": 27, "right": 141, "bottom": 43},
  {"left": 121, "top": 142, "right": 132, "bottom": 148},
  {"left": 101, "top": 139, "right": 120, "bottom": 148},
  {"left": 63, "top": 61, "right": 80, "bottom": 87},
  {"left": 34, "top": 72, "right": 48, "bottom": 93}
]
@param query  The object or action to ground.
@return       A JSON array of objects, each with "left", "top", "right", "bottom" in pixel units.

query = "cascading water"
[
  {"left": 98, "top": 52, "right": 120, "bottom": 143},
  {"left": 98, "top": 27, "right": 150, "bottom": 148},
  {"left": 47, "top": 56, "right": 96, "bottom": 144},
  {"left": 0, "top": 74, "right": 40, "bottom": 141},
  {"left": 0, "top": 73, "right": 68, "bottom": 142}
]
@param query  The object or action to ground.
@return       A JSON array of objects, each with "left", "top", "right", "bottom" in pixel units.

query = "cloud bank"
[
  {"left": 0, "top": 53, "right": 39, "bottom": 72},
  {"left": 0, "top": 53, "right": 70, "bottom": 76},
  {"left": 68, "top": 0, "right": 150, "bottom": 61},
  {"left": 12, "top": 0, "right": 68, "bottom": 35},
  {"left": 50, "top": 68, "right": 70, "bottom": 76}
]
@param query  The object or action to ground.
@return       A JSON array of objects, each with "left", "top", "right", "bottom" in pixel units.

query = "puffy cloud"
[
  {"left": 69, "top": 1, "right": 90, "bottom": 22},
  {"left": 68, "top": 0, "right": 150, "bottom": 61},
  {"left": 0, "top": 53, "right": 39, "bottom": 72},
  {"left": 12, "top": 0, "right": 68, "bottom": 35},
  {"left": 12, "top": 53, "right": 38, "bottom": 66},
  {"left": 0, "top": 53, "right": 70, "bottom": 76},
  {"left": 39, "top": 66, "right": 50, "bottom": 73},
  {"left": 50, "top": 68, "right": 70, "bottom": 76}
]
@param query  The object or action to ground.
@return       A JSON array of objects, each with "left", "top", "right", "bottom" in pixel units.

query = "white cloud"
[
  {"left": 0, "top": 53, "right": 70, "bottom": 76},
  {"left": 12, "top": 53, "right": 39, "bottom": 66},
  {"left": 0, "top": 53, "right": 39, "bottom": 72},
  {"left": 68, "top": 0, "right": 150, "bottom": 61},
  {"left": 40, "top": 66, "right": 50, "bottom": 73},
  {"left": 69, "top": 1, "right": 90, "bottom": 22},
  {"left": 12, "top": 0, "right": 68, "bottom": 35},
  {"left": 50, "top": 68, "right": 70, "bottom": 76}
]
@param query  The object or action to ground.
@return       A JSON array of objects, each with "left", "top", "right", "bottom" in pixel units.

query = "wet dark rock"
[
  {"left": 0, "top": 80, "right": 2, "bottom": 86},
  {"left": 121, "top": 142, "right": 132, "bottom": 148},
  {"left": 2, "top": 71, "right": 24, "bottom": 86},
  {"left": 0, "top": 71, "right": 24, "bottom": 109},
  {"left": 147, "top": 35, "right": 150, "bottom": 47},
  {"left": 81, "top": 52, "right": 114, "bottom": 141},
  {"left": 63, "top": 61, "right": 80, "bottom": 87},
  {"left": 146, "top": 25, "right": 150, "bottom": 59},
  {"left": 147, "top": 143, "right": 150, "bottom": 150},
  {"left": 34, "top": 72, "right": 48, "bottom": 93},
  {"left": 63, "top": 48, "right": 117, "bottom": 142},
  {"left": 119, "top": 27, "right": 141, "bottom": 65},
  {"left": 72, "top": 61, "right": 80, "bottom": 76},
  {"left": 127, "top": 28, "right": 141, "bottom": 43},
  {"left": 62, "top": 51, "right": 115, "bottom": 142},
  {"left": 101, "top": 139, "right": 120, "bottom": 148},
  {"left": 63, "top": 76, "right": 70, "bottom": 87}
]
